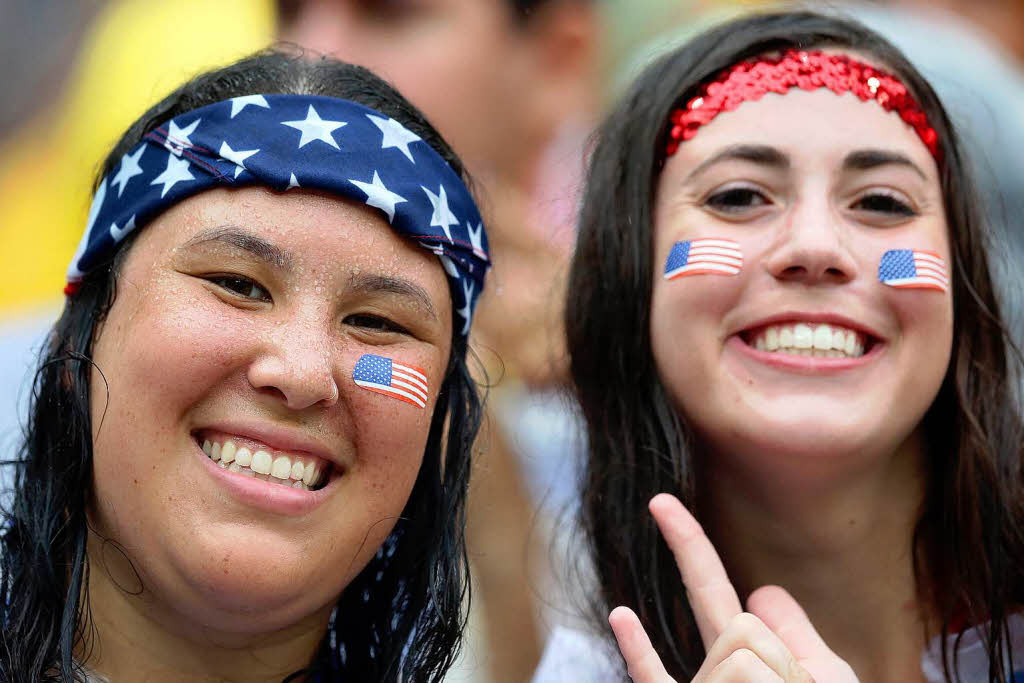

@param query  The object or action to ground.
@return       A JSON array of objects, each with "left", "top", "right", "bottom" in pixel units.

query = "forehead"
[{"left": 668, "top": 88, "right": 938, "bottom": 176}]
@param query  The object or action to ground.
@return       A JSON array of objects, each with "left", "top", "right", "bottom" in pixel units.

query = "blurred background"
[{"left": 1, "top": 1, "right": 1021, "bottom": 681}]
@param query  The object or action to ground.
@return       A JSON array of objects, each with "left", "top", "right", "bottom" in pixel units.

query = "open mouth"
[
  {"left": 193, "top": 432, "right": 334, "bottom": 492},
  {"left": 739, "top": 321, "right": 879, "bottom": 359}
]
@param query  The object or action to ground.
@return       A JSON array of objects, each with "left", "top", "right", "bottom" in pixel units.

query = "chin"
[
  {"left": 715, "top": 408, "right": 888, "bottom": 461},
  {"left": 159, "top": 530, "right": 342, "bottom": 626}
]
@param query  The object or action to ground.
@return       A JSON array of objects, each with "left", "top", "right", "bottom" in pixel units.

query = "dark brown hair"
[{"left": 566, "top": 10, "right": 1024, "bottom": 681}]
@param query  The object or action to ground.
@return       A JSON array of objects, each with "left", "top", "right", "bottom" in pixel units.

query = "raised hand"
[{"left": 608, "top": 494, "right": 859, "bottom": 682}]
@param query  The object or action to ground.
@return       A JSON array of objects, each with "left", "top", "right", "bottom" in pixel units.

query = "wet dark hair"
[
  {"left": 566, "top": 10, "right": 1024, "bottom": 682},
  {"left": 0, "top": 50, "right": 481, "bottom": 682}
]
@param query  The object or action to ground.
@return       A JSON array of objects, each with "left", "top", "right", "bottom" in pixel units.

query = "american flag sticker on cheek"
[
  {"left": 878, "top": 249, "right": 948, "bottom": 293},
  {"left": 663, "top": 238, "right": 743, "bottom": 280},
  {"left": 352, "top": 354, "right": 429, "bottom": 408}
]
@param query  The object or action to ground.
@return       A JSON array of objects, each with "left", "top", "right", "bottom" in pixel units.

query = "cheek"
[
  {"left": 90, "top": 286, "right": 255, "bottom": 500},
  {"left": 883, "top": 284, "right": 954, "bottom": 375},
  {"left": 342, "top": 351, "right": 441, "bottom": 505},
  {"left": 100, "top": 289, "right": 252, "bottom": 414},
  {"left": 650, "top": 271, "right": 746, "bottom": 388}
]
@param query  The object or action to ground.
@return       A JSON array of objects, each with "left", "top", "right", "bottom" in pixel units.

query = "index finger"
[{"left": 649, "top": 493, "right": 742, "bottom": 650}]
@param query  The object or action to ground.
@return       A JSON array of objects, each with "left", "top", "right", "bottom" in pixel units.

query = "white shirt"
[{"left": 534, "top": 614, "right": 1024, "bottom": 682}]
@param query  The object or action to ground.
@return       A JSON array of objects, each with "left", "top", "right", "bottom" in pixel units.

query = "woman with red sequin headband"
[{"left": 539, "top": 10, "right": 1024, "bottom": 683}]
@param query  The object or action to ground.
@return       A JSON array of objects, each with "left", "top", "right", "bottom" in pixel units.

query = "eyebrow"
[
  {"left": 683, "top": 144, "right": 790, "bottom": 183},
  {"left": 183, "top": 226, "right": 291, "bottom": 269},
  {"left": 348, "top": 272, "right": 439, "bottom": 322},
  {"left": 183, "top": 227, "right": 438, "bottom": 320},
  {"left": 842, "top": 149, "right": 927, "bottom": 180}
]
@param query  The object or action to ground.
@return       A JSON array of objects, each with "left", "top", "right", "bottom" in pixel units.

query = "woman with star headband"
[
  {"left": 0, "top": 49, "right": 490, "bottom": 682},
  {"left": 537, "top": 10, "right": 1024, "bottom": 683}
]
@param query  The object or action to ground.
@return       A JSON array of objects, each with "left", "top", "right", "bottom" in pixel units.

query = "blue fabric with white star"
[{"left": 67, "top": 94, "right": 490, "bottom": 336}]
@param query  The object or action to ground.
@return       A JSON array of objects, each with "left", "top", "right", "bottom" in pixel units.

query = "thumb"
[{"left": 746, "top": 585, "right": 836, "bottom": 660}]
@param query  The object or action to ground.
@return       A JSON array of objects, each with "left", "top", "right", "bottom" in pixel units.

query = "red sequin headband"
[{"left": 664, "top": 49, "right": 941, "bottom": 161}]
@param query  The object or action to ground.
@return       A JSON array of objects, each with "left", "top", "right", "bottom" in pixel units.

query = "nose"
[
  {"left": 762, "top": 200, "right": 858, "bottom": 285},
  {"left": 247, "top": 325, "right": 341, "bottom": 411}
]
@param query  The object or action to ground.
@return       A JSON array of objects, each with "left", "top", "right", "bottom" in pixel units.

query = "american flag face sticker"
[
  {"left": 878, "top": 249, "right": 948, "bottom": 292},
  {"left": 663, "top": 238, "right": 743, "bottom": 280},
  {"left": 352, "top": 354, "right": 429, "bottom": 408}
]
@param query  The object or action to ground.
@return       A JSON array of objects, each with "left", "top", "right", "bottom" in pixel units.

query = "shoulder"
[{"left": 532, "top": 626, "right": 624, "bottom": 683}]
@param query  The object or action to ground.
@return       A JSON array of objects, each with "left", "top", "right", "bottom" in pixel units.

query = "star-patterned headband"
[
  {"left": 66, "top": 94, "right": 490, "bottom": 337},
  {"left": 664, "top": 50, "right": 940, "bottom": 161}
]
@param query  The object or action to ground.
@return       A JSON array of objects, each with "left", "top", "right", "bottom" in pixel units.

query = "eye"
[
  {"left": 851, "top": 191, "right": 917, "bottom": 217},
  {"left": 208, "top": 275, "right": 271, "bottom": 302},
  {"left": 704, "top": 186, "right": 771, "bottom": 214},
  {"left": 345, "top": 313, "right": 410, "bottom": 336}
]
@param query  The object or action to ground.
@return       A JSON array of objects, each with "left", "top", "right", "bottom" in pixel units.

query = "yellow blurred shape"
[{"left": 0, "top": 0, "right": 274, "bottom": 314}]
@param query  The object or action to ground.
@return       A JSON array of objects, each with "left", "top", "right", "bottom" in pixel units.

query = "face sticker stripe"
[
  {"left": 878, "top": 249, "right": 948, "bottom": 292},
  {"left": 664, "top": 238, "right": 743, "bottom": 280},
  {"left": 353, "top": 354, "right": 428, "bottom": 408}
]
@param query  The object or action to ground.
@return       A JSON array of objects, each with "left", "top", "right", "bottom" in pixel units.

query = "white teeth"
[
  {"left": 779, "top": 326, "right": 794, "bottom": 348},
  {"left": 813, "top": 325, "right": 831, "bottom": 350},
  {"left": 303, "top": 464, "right": 318, "bottom": 486},
  {"left": 201, "top": 437, "right": 327, "bottom": 490},
  {"left": 748, "top": 322, "right": 869, "bottom": 359},
  {"left": 832, "top": 328, "right": 846, "bottom": 350},
  {"left": 251, "top": 450, "right": 272, "bottom": 475},
  {"left": 235, "top": 447, "right": 252, "bottom": 468},
  {"left": 793, "top": 323, "right": 813, "bottom": 349},
  {"left": 271, "top": 455, "right": 292, "bottom": 479}
]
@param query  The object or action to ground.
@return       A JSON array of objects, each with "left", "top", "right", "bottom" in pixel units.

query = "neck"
[
  {"left": 78, "top": 532, "right": 331, "bottom": 683},
  {"left": 697, "top": 434, "right": 932, "bottom": 682}
]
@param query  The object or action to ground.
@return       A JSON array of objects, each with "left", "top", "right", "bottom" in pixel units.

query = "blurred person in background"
[
  {"left": 898, "top": 0, "right": 1024, "bottom": 66},
  {"left": 276, "top": 2, "right": 600, "bottom": 681},
  {"left": 0, "top": 1, "right": 102, "bottom": 142}
]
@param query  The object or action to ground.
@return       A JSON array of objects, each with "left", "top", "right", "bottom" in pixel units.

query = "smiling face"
[
  {"left": 87, "top": 186, "right": 452, "bottom": 638},
  {"left": 650, "top": 84, "right": 953, "bottom": 469}
]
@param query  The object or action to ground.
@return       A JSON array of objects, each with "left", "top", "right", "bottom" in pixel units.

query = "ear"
[{"left": 519, "top": 1, "right": 599, "bottom": 133}]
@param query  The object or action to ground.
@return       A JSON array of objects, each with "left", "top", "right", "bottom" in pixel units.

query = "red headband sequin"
[{"left": 664, "top": 50, "right": 941, "bottom": 161}]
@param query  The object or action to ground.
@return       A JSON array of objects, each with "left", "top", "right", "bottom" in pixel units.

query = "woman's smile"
[
  {"left": 190, "top": 423, "right": 345, "bottom": 517},
  {"left": 727, "top": 312, "right": 884, "bottom": 373}
]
